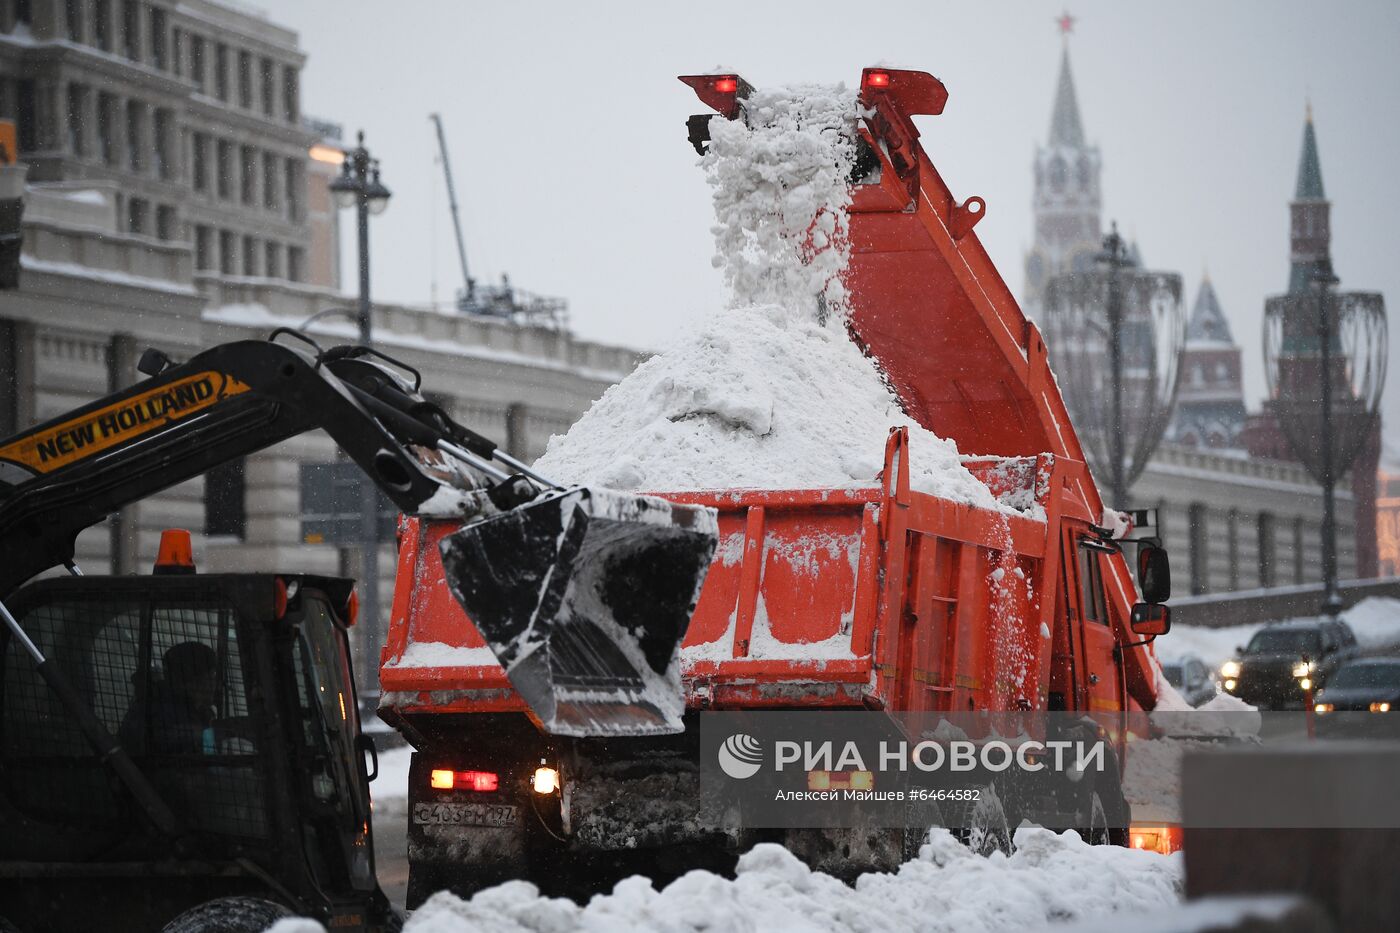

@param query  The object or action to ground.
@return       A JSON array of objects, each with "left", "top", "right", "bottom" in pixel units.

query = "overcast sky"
[{"left": 272, "top": 0, "right": 1400, "bottom": 441}]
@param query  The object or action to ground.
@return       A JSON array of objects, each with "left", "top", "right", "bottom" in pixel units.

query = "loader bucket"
[{"left": 438, "top": 487, "right": 718, "bottom": 737}]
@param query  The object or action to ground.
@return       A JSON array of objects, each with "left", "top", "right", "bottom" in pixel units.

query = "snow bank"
[
  {"left": 535, "top": 85, "right": 1008, "bottom": 514},
  {"left": 1156, "top": 596, "right": 1400, "bottom": 672},
  {"left": 402, "top": 828, "right": 1181, "bottom": 933}
]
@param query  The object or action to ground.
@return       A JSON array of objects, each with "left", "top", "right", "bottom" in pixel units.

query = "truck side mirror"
[
  {"left": 1137, "top": 543, "right": 1171, "bottom": 604},
  {"left": 1131, "top": 603, "right": 1171, "bottom": 637}
]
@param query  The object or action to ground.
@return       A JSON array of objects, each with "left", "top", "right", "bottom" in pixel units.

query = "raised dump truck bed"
[{"left": 380, "top": 66, "right": 1170, "bottom": 905}]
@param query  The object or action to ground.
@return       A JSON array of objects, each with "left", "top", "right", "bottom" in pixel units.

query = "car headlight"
[
  {"left": 1221, "top": 660, "right": 1241, "bottom": 678},
  {"left": 1292, "top": 662, "right": 1313, "bottom": 678},
  {"left": 1223, "top": 678, "right": 1237, "bottom": 691},
  {"left": 1371, "top": 702, "right": 1391, "bottom": 713},
  {"left": 1315, "top": 703, "right": 1334, "bottom": 713}
]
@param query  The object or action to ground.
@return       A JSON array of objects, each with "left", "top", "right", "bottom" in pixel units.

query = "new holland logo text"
[{"left": 0, "top": 371, "right": 251, "bottom": 476}]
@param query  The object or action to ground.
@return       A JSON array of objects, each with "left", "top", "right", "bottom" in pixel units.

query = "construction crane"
[{"left": 429, "top": 114, "right": 568, "bottom": 329}]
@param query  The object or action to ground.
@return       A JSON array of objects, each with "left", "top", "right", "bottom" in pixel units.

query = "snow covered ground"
[
  {"left": 371, "top": 744, "right": 414, "bottom": 818},
  {"left": 268, "top": 828, "right": 1178, "bottom": 933}
]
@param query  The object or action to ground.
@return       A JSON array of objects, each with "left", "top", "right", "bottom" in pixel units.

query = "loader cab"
[{"left": 0, "top": 570, "right": 394, "bottom": 932}]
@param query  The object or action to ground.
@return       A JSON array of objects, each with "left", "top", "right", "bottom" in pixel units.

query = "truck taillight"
[
  {"left": 807, "top": 770, "right": 874, "bottom": 791},
  {"left": 429, "top": 769, "right": 499, "bottom": 792},
  {"left": 713, "top": 76, "right": 738, "bottom": 93},
  {"left": 864, "top": 69, "right": 891, "bottom": 89}
]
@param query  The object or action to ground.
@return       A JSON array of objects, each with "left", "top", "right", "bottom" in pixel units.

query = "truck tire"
[
  {"left": 1078, "top": 789, "right": 1111, "bottom": 846},
  {"left": 160, "top": 897, "right": 293, "bottom": 933},
  {"left": 945, "top": 785, "right": 1012, "bottom": 856}
]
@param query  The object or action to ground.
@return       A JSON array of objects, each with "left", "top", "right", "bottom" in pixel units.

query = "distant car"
[
  {"left": 1314, "top": 658, "right": 1400, "bottom": 739},
  {"left": 1314, "top": 658, "right": 1400, "bottom": 712},
  {"left": 1160, "top": 654, "right": 1218, "bottom": 707},
  {"left": 1219, "top": 618, "right": 1359, "bottom": 710}
]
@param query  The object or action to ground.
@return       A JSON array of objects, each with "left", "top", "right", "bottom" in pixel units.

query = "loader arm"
[
  {"left": 0, "top": 337, "right": 511, "bottom": 599},
  {"left": 0, "top": 333, "right": 718, "bottom": 739}
]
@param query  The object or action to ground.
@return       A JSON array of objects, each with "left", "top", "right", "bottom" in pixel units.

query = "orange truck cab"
[{"left": 378, "top": 68, "right": 1167, "bottom": 904}]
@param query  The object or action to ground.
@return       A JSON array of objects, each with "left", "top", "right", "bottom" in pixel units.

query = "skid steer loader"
[{"left": 0, "top": 332, "right": 716, "bottom": 932}]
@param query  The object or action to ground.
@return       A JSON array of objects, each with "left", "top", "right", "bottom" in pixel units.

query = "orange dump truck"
[{"left": 379, "top": 68, "right": 1170, "bottom": 904}]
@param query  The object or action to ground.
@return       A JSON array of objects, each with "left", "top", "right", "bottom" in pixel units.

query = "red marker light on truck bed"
[
  {"left": 713, "top": 76, "right": 738, "bottom": 93},
  {"left": 864, "top": 70, "right": 891, "bottom": 89},
  {"left": 430, "top": 769, "right": 499, "bottom": 792}
]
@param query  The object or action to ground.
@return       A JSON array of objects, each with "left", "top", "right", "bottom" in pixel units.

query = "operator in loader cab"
[{"left": 121, "top": 641, "right": 220, "bottom": 755}]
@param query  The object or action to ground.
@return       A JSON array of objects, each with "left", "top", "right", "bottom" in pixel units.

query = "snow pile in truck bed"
[
  {"left": 400, "top": 828, "right": 1181, "bottom": 933},
  {"left": 535, "top": 85, "right": 1006, "bottom": 513}
]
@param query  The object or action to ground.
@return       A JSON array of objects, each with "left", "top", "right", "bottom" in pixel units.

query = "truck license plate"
[{"left": 413, "top": 802, "right": 518, "bottom": 827}]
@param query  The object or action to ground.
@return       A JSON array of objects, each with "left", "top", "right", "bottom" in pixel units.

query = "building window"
[
  {"left": 218, "top": 229, "right": 236, "bottom": 275},
  {"left": 1188, "top": 503, "right": 1209, "bottom": 596},
  {"left": 125, "top": 100, "right": 144, "bottom": 171},
  {"left": 15, "top": 81, "right": 36, "bottom": 153},
  {"left": 97, "top": 93, "right": 116, "bottom": 165},
  {"left": 191, "top": 132, "right": 209, "bottom": 192},
  {"left": 155, "top": 204, "right": 175, "bottom": 241},
  {"left": 126, "top": 197, "right": 148, "bottom": 235},
  {"left": 194, "top": 224, "right": 213, "bottom": 270},
  {"left": 260, "top": 57, "right": 275, "bottom": 116},
  {"left": 216, "top": 139, "right": 233, "bottom": 199},
  {"left": 214, "top": 43, "right": 229, "bottom": 101},
  {"left": 93, "top": 0, "right": 110, "bottom": 51},
  {"left": 239, "top": 145, "right": 256, "bottom": 205},
  {"left": 204, "top": 458, "right": 247, "bottom": 538},
  {"left": 190, "top": 35, "right": 205, "bottom": 92},
  {"left": 237, "top": 50, "right": 252, "bottom": 109},
  {"left": 284, "top": 157, "right": 302, "bottom": 221},
  {"left": 171, "top": 27, "right": 183, "bottom": 75},
  {"left": 287, "top": 245, "right": 304, "bottom": 283},
  {"left": 154, "top": 108, "right": 172, "bottom": 179},
  {"left": 241, "top": 235, "right": 257, "bottom": 276},
  {"left": 282, "top": 65, "right": 298, "bottom": 122},
  {"left": 1257, "top": 512, "right": 1276, "bottom": 588},
  {"left": 65, "top": 0, "right": 83, "bottom": 42},
  {"left": 263, "top": 241, "right": 280, "bottom": 279},
  {"left": 150, "top": 7, "right": 167, "bottom": 70},
  {"left": 261, "top": 151, "right": 278, "bottom": 209},
  {"left": 66, "top": 84, "right": 86, "bottom": 157},
  {"left": 120, "top": 0, "right": 139, "bottom": 61}
]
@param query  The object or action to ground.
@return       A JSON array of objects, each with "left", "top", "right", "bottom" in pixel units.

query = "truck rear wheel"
[
  {"left": 945, "top": 785, "right": 1012, "bottom": 856},
  {"left": 160, "top": 897, "right": 293, "bottom": 933}
]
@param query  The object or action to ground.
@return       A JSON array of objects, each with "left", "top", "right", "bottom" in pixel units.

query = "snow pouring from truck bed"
[{"left": 534, "top": 85, "right": 1007, "bottom": 513}]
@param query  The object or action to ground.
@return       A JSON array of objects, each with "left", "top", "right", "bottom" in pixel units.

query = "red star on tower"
[{"left": 1057, "top": 10, "right": 1075, "bottom": 36}]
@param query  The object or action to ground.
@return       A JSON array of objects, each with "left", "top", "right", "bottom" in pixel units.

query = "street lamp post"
[
  {"left": 1313, "top": 270, "right": 1342, "bottom": 615},
  {"left": 329, "top": 132, "right": 391, "bottom": 703},
  {"left": 1097, "top": 222, "right": 1131, "bottom": 510}
]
